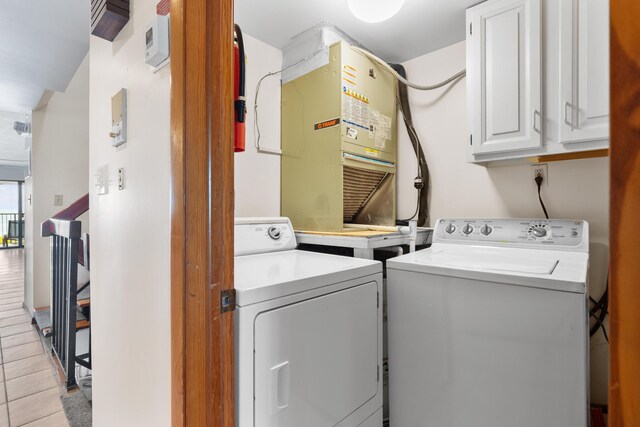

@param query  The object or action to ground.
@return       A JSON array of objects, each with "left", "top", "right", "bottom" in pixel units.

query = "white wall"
[
  {"left": 25, "top": 55, "right": 90, "bottom": 313},
  {"left": 89, "top": 3, "right": 171, "bottom": 425},
  {"left": 87, "top": 27, "right": 279, "bottom": 426},
  {"left": 234, "top": 33, "right": 283, "bottom": 217},
  {"left": 396, "top": 41, "right": 610, "bottom": 404}
]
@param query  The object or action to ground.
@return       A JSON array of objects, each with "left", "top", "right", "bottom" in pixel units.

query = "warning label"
[
  {"left": 342, "top": 92, "right": 369, "bottom": 131},
  {"left": 369, "top": 112, "right": 392, "bottom": 149},
  {"left": 343, "top": 65, "right": 357, "bottom": 89}
]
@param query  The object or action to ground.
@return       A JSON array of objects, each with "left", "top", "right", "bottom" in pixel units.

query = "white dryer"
[
  {"left": 234, "top": 217, "right": 383, "bottom": 427},
  {"left": 387, "top": 218, "right": 589, "bottom": 427}
]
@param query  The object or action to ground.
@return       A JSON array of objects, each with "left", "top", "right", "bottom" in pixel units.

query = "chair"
[{"left": 3, "top": 220, "right": 24, "bottom": 247}]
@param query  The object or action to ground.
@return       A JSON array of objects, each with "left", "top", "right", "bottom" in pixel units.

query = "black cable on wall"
[{"left": 390, "top": 64, "right": 430, "bottom": 227}]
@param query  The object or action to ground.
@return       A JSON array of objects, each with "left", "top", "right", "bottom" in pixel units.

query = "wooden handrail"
[
  {"left": 41, "top": 219, "right": 82, "bottom": 239},
  {"left": 41, "top": 194, "right": 89, "bottom": 237},
  {"left": 53, "top": 193, "right": 89, "bottom": 220}
]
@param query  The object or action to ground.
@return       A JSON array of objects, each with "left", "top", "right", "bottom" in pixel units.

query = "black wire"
[
  {"left": 535, "top": 176, "right": 549, "bottom": 219},
  {"left": 589, "top": 276, "right": 609, "bottom": 343},
  {"left": 399, "top": 188, "right": 421, "bottom": 222},
  {"left": 391, "top": 63, "right": 430, "bottom": 226}
]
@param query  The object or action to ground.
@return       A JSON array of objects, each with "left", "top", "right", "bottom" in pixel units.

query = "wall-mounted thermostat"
[
  {"left": 110, "top": 88, "right": 127, "bottom": 147},
  {"left": 145, "top": 14, "right": 170, "bottom": 67}
]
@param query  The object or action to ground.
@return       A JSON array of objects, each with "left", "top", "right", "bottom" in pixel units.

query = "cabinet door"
[
  {"left": 559, "top": 0, "right": 609, "bottom": 143},
  {"left": 467, "top": 0, "right": 542, "bottom": 155}
]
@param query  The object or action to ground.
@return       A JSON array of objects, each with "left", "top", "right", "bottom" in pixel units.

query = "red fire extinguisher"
[{"left": 234, "top": 24, "right": 246, "bottom": 153}]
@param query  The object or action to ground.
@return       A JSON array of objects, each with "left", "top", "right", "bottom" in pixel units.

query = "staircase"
[{"left": 38, "top": 194, "right": 90, "bottom": 389}]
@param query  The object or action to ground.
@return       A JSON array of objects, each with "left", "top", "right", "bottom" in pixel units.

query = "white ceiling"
[
  {"left": 0, "top": 110, "right": 28, "bottom": 166},
  {"left": 0, "top": 0, "right": 90, "bottom": 113},
  {"left": 235, "top": 0, "right": 484, "bottom": 63}
]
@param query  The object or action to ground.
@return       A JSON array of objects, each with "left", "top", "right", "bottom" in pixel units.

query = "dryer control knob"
[
  {"left": 267, "top": 226, "right": 282, "bottom": 240},
  {"left": 462, "top": 224, "right": 474, "bottom": 235},
  {"left": 531, "top": 226, "right": 547, "bottom": 238},
  {"left": 445, "top": 224, "right": 456, "bottom": 234},
  {"left": 480, "top": 225, "right": 492, "bottom": 236}
]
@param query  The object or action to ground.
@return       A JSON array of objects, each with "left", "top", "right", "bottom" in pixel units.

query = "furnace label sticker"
[
  {"left": 343, "top": 65, "right": 357, "bottom": 89},
  {"left": 342, "top": 90, "right": 370, "bottom": 131},
  {"left": 368, "top": 110, "right": 392, "bottom": 149},
  {"left": 314, "top": 118, "right": 341, "bottom": 130},
  {"left": 365, "top": 148, "right": 380, "bottom": 158}
]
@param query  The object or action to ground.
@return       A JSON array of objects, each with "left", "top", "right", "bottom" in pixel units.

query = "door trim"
[
  {"left": 170, "top": 0, "right": 235, "bottom": 425},
  {"left": 610, "top": 0, "right": 640, "bottom": 425}
]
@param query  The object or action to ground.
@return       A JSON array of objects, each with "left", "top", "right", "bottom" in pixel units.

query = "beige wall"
[
  {"left": 234, "top": 33, "right": 283, "bottom": 217},
  {"left": 396, "top": 41, "right": 610, "bottom": 404},
  {"left": 87, "top": 26, "right": 280, "bottom": 425},
  {"left": 25, "top": 55, "right": 89, "bottom": 313},
  {"left": 89, "top": 3, "right": 171, "bottom": 425}
]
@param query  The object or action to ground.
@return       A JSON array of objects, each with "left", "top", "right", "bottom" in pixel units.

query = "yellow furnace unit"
[{"left": 282, "top": 41, "right": 397, "bottom": 232}]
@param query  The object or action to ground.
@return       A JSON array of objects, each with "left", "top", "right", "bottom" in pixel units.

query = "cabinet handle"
[
  {"left": 533, "top": 110, "right": 542, "bottom": 134},
  {"left": 564, "top": 102, "right": 574, "bottom": 129}
]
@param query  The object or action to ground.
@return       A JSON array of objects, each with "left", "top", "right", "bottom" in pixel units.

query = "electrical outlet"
[
  {"left": 532, "top": 164, "right": 548, "bottom": 186},
  {"left": 53, "top": 194, "right": 63, "bottom": 206}
]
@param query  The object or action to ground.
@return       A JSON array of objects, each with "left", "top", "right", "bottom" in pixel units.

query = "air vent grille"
[{"left": 343, "top": 166, "right": 388, "bottom": 222}]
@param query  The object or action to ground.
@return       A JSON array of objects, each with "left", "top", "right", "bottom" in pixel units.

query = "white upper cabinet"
[
  {"left": 467, "top": 0, "right": 542, "bottom": 155},
  {"left": 467, "top": 0, "right": 610, "bottom": 163},
  {"left": 559, "top": 0, "right": 610, "bottom": 143}
]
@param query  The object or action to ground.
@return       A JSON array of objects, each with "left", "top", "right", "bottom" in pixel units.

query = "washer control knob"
[
  {"left": 480, "top": 225, "right": 492, "bottom": 236},
  {"left": 571, "top": 231, "right": 578, "bottom": 237},
  {"left": 445, "top": 224, "right": 457, "bottom": 234},
  {"left": 462, "top": 224, "right": 474, "bottom": 235},
  {"left": 267, "top": 226, "right": 282, "bottom": 240},
  {"left": 531, "top": 226, "right": 547, "bottom": 238}
]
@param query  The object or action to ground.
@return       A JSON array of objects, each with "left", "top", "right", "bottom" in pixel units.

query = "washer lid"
[
  {"left": 387, "top": 245, "right": 588, "bottom": 293},
  {"left": 429, "top": 251, "right": 559, "bottom": 275},
  {"left": 235, "top": 250, "right": 381, "bottom": 306}
]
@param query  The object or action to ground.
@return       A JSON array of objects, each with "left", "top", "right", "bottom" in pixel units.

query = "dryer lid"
[{"left": 235, "top": 250, "right": 381, "bottom": 306}]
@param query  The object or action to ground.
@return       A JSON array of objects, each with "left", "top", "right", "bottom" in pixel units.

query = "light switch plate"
[
  {"left": 54, "top": 194, "right": 63, "bottom": 206},
  {"left": 96, "top": 165, "right": 109, "bottom": 195}
]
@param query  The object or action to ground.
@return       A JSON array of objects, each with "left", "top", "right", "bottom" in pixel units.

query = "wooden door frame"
[
  {"left": 610, "top": 0, "right": 640, "bottom": 425},
  {"left": 170, "top": 0, "right": 235, "bottom": 425},
  {"left": 165, "top": 0, "right": 640, "bottom": 425}
]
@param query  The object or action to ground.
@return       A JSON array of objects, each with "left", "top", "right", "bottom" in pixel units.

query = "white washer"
[
  {"left": 387, "top": 218, "right": 589, "bottom": 427},
  {"left": 235, "top": 217, "right": 384, "bottom": 427}
]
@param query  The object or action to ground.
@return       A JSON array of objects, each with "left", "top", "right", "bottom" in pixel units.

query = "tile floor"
[{"left": 0, "top": 249, "right": 69, "bottom": 426}]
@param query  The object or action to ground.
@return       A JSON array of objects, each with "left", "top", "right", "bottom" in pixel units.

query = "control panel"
[
  {"left": 234, "top": 217, "right": 297, "bottom": 256},
  {"left": 433, "top": 218, "right": 588, "bottom": 251}
]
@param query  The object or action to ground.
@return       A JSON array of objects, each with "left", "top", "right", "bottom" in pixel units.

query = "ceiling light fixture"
[{"left": 348, "top": 0, "right": 405, "bottom": 23}]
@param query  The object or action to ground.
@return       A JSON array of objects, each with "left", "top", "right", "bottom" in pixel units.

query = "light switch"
[{"left": 54, "top": 194, "right": 63, "bottom": 206}]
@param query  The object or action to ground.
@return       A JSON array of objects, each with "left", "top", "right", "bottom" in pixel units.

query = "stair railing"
[{"left": 41, "top": 193, "right": 90, "bottom": 389}]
